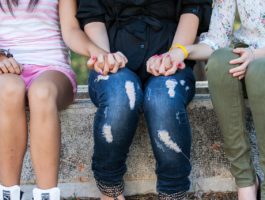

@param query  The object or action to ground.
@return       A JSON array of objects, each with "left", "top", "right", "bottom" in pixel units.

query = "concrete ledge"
[{"left": 20, "top": 83, "right": 259, "bottom": 198}]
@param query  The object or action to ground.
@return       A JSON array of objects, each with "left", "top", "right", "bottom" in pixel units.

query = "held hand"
[
  {"left": 0, "top": 56, "right": 22, "bottom": 75},
  {"left": 87, "top": 51, "right": 128, "bottom": 76},
  {"left": 165, "top": 48, "right": 186, "bottom": 76},
  {"left": 147, "top": 48, "right": 186, "bottom": 76},
  {"left": 229, "top": 48, "right": 255, "bottom": 80}
]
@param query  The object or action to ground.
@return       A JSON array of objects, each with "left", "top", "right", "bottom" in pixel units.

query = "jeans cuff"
[
  {"left": 96, "top": 180, "right": 124, "bottom": 198},
  {"left": 158, "top": 191, "right": 187, "bottom": 200}
]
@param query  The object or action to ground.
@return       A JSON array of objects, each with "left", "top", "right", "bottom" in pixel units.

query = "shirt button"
[{"left": 140, "top": 44, "right": 145, "bottom": 49}]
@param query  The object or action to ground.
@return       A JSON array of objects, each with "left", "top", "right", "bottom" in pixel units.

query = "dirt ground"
[{"left": 66, "top": 192, "right": 237, "bottom": 200}]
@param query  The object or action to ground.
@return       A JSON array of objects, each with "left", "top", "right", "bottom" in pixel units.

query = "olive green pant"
[{"left": 206, "top": 48, "right": 265, "bottom": 198}]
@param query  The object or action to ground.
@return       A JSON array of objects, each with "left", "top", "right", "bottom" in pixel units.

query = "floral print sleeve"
[{"left": 199, "top": 0, "right": 236, "bottom": 50}]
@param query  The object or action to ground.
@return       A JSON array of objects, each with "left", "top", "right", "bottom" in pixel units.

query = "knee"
[
  {"left": 207, "top": 48, "right": 237, "bottom": 76},
  {"left": 101, "top": 82, "right": 143, "bottom": 111},
  {"left": 144, "top": 78, "right": 186, "bottom": 111},
  {"left": 28, "top": 82, "right": 58, "bottom": 109},
  {"left": 0, "top": 79, "right": 26, "bottom": 107}
]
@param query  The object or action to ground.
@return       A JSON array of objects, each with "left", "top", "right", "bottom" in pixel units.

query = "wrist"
[
  {"left": 170, "top": 43, "right": 189, "bottom": 59},
  {"left": 89, "top": 45, "right": 109, "bottom": 57},
  {"left": 253, "top": 48, "right": 265, "bottom": 60}
]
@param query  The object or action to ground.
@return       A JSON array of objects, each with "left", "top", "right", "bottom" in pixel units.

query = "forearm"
[
  {"left": 171, "top": 13, "right": 199, "bottom": 46},
  {"left": 62, "top": 28, "right": 98, "bottom": 57},
  {"left": 186, "top": 43, "right": 214, "bottom": 60},
  {"left": 84, "top": 22, "right": 110, "bottom": 52},
  {"left": 59, "top": 0, "right": 102, "bottom": 57}
]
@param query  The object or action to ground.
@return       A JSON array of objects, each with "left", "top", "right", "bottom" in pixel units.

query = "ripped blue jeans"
[{"left": 89, "top": 67, "right": 195, "bottom": 197}]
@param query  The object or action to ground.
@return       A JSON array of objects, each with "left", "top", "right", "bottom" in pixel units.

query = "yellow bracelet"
[{"left": 170, "top": 43, "right": 189, "bottom": 59}]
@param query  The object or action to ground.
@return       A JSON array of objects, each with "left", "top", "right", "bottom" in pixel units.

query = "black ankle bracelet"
[
  {"left": 96, "top": 180, "right": 124, "bottom": 199},
  {"left": 158, "top": 191, "right": 187, "bottom": 200}
]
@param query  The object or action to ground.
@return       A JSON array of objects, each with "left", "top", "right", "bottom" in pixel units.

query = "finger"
[
  {"left": 154, "top": 56, "right": 163, "bottom": 73},
  {"left": 160, "top": 55, "right": 171, "bottom": 75},
  {"left": 165, "top": 66, "right": 177, "bottom": 76},
  {"left": 117, "top": 51, "right": 128, "bottom": 63},
  {"left": 107, "top": 54, "right": 115, "bottom": 71},
  {"left": 109, "top": 54, "right": 119, "bottom": 73},
  {"left": 229, "top": 61, "right": 249, "bottom": 74},
  {"left": 110, "top": 62, "right": 119, "bottom": 73},
  {"left": 150, "top": 65, "right": 160, "bottom": 76},
  {"left": 232, "top": 70, "right": 246, "bottom": 77},
  {"left": 148, "top": 58, "right": 159, "bottom": 76},
  {"left": 149, "top": 57, "right": 160, "bottom": 76},
  {"left": 233, "top": 48, "right": 245, "bottom": 54},
  {"left": 8, "top": 58, "right": 20, "bottom": 74},
  {"left": 230, "top": 56, "right": 246, "bottom": 65},
  {"left": 103, "top": 55, "right": 110, "bottom": 76},
  {"left": 117, "top": 52, "right": 128, "bottom": 66},
  {"left": 178, "top": 62, "right": 186, "bottom": 70},
  {"left": 96, "top": 54, "right": 105, "bottom": 74},
  {"left": 87, "top": 56, "right": 97, "bottom": 69},
  {"left": 238, "top": 75, "right": 245, "bottom": 80},
  {"left": 113, "top": 53, "right": 123, "bottom": 67},
  {"left": 3, "top": 60, "right": 15, "bottom": 74},
  {"left": 0, "top": 63, "right": 8, "bottom": 73},
  {"left": 94, "top": 62, "right": 103, "bottom": 74}
]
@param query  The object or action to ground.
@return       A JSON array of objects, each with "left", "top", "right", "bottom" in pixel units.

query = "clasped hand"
[
  {"left": 146, "top": 48, "right": 186, "bottom": 76},
  {"left": 87, "top": 51, "right": 128, "bottom": 76}
]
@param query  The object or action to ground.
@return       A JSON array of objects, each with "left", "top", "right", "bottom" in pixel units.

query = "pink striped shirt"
[{"left": 0, "top": 0, "right": 70, "bottom": 68}]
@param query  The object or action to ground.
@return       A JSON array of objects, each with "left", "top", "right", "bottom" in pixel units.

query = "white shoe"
[{"left": 32, "top": 188, "right": 60, "bottom": 200}]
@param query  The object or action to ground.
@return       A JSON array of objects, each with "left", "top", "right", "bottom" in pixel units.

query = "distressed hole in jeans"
[
  {"left": 155, "top": 139, "right": 166, "bottom": 152},
  {"left": 176, "top": 111, "right": 189, "bottom": 125},
  {"left": 180, "top": 80, "right": 186, "bottom": 86},
  {"left": 104, "top": 107, "right": 108, "bottom": 119},
  {"left": 158, "top": 130, "right": 191, "bottom": 164},
  {"left": 158, "top": 130, "right": 181, "bottom": 153},
  {"left": 165, "top": 79, "right": 178, "bottom": 98},
  {"left": 95, "top": 75, "right": 110, "bottom": 82},
  {"left": 102, "top": 124, "right": 113, "bottom": 143},
  {"left": 125, "top": 81, "right": 136, "bottom": 110}
]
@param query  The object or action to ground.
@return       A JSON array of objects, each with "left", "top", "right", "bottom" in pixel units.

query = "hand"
[
  {"left": 229, "top": 48, "right": 255, "bottom": 80},
  {"left": 146, "top": 48, "right": 185, "bottom": 76},
  {"left": 87, "top": 50, "right": 128, "bottom": 76},
  {"left": 0, "top": 55, "right": 22, "bottom": 75}
]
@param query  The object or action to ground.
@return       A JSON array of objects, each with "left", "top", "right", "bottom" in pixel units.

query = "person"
[
  {"left": 153, "top": 1, "right": 265, "bottom": 200},
  {"left": 0, "top": 0, "right": 77, "bottom": 199},
  {"left": 64, "top": 1, "right": 212, "bottom": 199}
]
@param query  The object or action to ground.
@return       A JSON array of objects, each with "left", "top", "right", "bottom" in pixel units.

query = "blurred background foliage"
[{"left": 71, "top": 17, "right": 241, "bottom": 85}]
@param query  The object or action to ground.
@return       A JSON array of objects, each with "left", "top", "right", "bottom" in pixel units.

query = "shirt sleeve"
[
  {"left": 199, "top": 0, "right": 236, "bottom": 50},
  {"left": 76, "top": 0, "right": 106, "bottom": 29},
  {"left": 180, "top": 0, "right": 213, "bottom": 34}
]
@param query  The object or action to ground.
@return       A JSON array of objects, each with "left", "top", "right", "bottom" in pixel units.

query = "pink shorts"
[{"left": 21, "top": 64, "right": 77, "bottom": 94}]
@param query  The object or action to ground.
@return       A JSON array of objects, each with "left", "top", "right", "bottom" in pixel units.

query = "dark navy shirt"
[{"left": 76, "top": 0, "right": 212, "bottom": 80}]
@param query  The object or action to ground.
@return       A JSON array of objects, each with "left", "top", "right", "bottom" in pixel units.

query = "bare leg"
[
  {"left": 238, "top": 185, "right": 257, "bottom": 200},
  {"left": 0, "top": 74, "right": 27, "bottom": 186},
  {"left": 28, "top": 71, "right": 74, "bottom": 189}
]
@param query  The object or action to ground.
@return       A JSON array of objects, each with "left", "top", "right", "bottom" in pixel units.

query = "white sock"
[
  {"left": 33, "top": 187, "right": 60, "bottom": 200},
  {"left": 0, "top": 185, "right": 21, "bottom": 200}
]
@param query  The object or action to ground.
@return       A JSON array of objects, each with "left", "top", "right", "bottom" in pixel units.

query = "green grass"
[{"left": 71, "top": 52, "right": 88, "bottom": 85}]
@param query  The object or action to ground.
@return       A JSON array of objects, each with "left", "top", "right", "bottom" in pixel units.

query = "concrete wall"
[{"left": 20, "top": 86, "right": 260, "bottom": 199}]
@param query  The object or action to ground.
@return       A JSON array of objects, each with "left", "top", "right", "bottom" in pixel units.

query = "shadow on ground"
[{"left": 66, "top": 192, "right": 237, "bottom": 200}]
